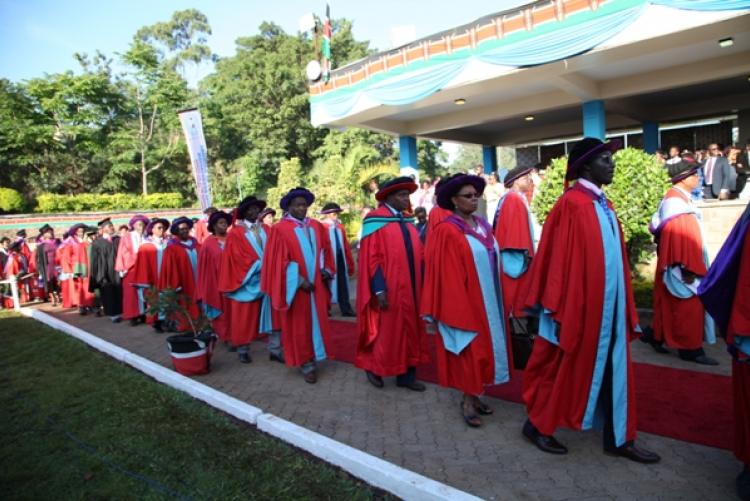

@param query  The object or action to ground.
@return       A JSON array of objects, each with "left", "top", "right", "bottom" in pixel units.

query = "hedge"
[
  {"left": 0, "top": 188, "right": 25, "bottom": 214},
  {"left": 35, "top": 193, "right": 185, "bottom": 213}
]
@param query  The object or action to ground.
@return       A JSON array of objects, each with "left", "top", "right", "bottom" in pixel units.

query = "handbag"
[{"left": 510, "top": 316, "right": 535, "bottom": 370}]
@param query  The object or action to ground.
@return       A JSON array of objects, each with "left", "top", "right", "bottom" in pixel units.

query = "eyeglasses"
[{"left": 456, "top": 192, "right": 480, "bottom": 199}]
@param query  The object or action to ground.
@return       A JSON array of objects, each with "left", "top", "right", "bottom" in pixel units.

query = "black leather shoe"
[
  {"left": 366, "top": 371, "right": 384, "bottom": 388},
  {"left": 397, "top": 380, "right": 426, "bottom": 392},
  {"left": 522, "top": 419, "right": 568, "bottom": 454},
  {"left": 693, "top": 354, "right": 719, "bottom": 366},
  {"left": 604, "top": 443, "right": 661, "bottom": 463},
  {"left": 153, "top": 320, "right": 164, "bottom": 333},
  {"left": 269, "top": 353, "right": 285, "bottom": 364},
  {"left": 303, "top": 371, "right": 317, "bottom": 384},
  {"left": 238, "top": 352, "right": 252, "bottom": 364}
]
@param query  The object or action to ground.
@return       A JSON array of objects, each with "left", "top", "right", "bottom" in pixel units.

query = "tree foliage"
[
  {"left": 532, "top": 148, "right": 671, "bottom": 266},
  {"left": 0, "top": 11, "right": 447, "bottom": 214}
]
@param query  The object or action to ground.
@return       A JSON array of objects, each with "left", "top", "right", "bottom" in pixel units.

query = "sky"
[{"left": 0, "top": 0, "right": 525, "bottom": 85}]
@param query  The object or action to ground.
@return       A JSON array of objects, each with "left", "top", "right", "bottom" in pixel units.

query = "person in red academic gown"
[
  {"left": 219, "top": 197, "right": 280, "bottom": 364},
  {"left": 116, "top": 215, "right": 149, "bottom": 325},
  {"left": 56, "top": 229, "right": 75, "bottom": 309},
  {"left": 3, "top": 240, "right": 34, "bottom": 303},
  {"left": 492, "top": 166, "right": 538, "bottom": 338},
  {"left": 261, "top": 187, "right": 334, "bottom": 384},
  {"left": 159, "top": 217, "right": 201, "bottom": 332},
  {"left": 15, "top": 229, "right": 35, "bottom": 275},
  {"left": 422, "top": 174, "right": 512, "bottom": 427},
  {"left": 698, "top": 201, "right": 750, "bottom": 499},
  {"left": 319, "top": 202, "right": 356, "bottom": 317},
  {"left": 520, "top": 138, "right": 660, "bottom": 464},
  {"left": 196, "top": 211, "right": 232, "bottom": 344},
  {"left": 67, "top": 224, "right": 96, "bottom": 314},
  {"left": 35, "top": 224, "right": 61, "bottom": 306},
  {"left": 648, "top": 157, "right": 718, "bottom": 365},
  {"left": 424, "top": 177, "right": 452, "bottom": 243},
  {"left": 355, "top": 177, "right": 429, "bottom": 391},
  {"left": 193, "top": 207, "right": 216, "bottom": 244},
  {"left": 131, "top": 218, "right": 169, "bottom": 332}
]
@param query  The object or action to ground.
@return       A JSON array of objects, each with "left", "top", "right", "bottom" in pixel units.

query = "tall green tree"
[
  {"left": 200, "top": 19, "right": 373, "bottom": 198},
  {"left": 111, "top": 10, "right": 214, "bottom": 195}
]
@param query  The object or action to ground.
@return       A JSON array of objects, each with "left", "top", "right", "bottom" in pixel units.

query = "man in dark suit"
[
  {"left": 702, "top": 143, "right": 732, "bottom": 200},
  {"left": 736, "top": 139, "right": 750, "bottom": 198}
]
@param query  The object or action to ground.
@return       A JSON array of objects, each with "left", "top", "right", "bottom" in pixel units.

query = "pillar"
[
  {"left": 642, "top": 121, "right": 659, "bottom": 154},
  {"left": 399, "top": 135, "right": 418, "bottom": 180},
  {"left": 582, "top": 100, "right": 606, "bottom": 140},
  {"left": 482, "top": 145, "right": 497, "bottom": 174}
]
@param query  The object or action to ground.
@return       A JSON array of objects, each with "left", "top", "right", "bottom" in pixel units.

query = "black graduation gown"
[{"left": 88, "top": 237, "right": 122, "bottom": 316}]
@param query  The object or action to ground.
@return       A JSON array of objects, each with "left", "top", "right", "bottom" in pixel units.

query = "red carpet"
[{"left": 327, "top": 320, "right": 733, "bottom": 451}]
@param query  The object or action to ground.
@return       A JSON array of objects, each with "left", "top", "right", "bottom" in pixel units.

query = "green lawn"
[{"left": 0, "top": 311, "right": 389, "bottom": 500}]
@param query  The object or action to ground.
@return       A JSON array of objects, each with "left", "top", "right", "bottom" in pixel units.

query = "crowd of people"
[
  {"left": 1, "top": 137, "right": 749, "bottom": 498},
  {"left": 657, "top": 138, "right": 750, "bottom": 201}
]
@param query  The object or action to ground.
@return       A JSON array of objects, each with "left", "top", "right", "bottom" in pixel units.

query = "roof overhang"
[{"left": 309, "top": 0, "right": 750, "bottom": 146}]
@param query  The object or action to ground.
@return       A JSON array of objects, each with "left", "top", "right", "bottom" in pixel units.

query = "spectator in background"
[
  {"left": 414, "top": 206, "right": 428, "bottom": 242},
  {"left": 666, "top": 145, "right": 682, "bottom": 165},
  {"left": 729, "top": 144, "right": 748, "bottom": 200},
  {"left": 695, "top": 148, "right": 708, "bottom": 164},
  {"left": 483, "top": 172, "right": 505, "bottom": 223},
  {"left": 702, "top": 143, "right": 733, "bottom": 200},
  {"left": 411, "top": 179, "right": 434, "bottom": 213},
  {"left": 0, "top": 237, "right": 10, "bottom": 278},
  {"left": 655, "top": 150, "right": 666, "bottom": 166}
]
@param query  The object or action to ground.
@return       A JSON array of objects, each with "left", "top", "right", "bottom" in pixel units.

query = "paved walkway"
[{"left": 34, "top": 304, "right": 738, "bottom": 500}]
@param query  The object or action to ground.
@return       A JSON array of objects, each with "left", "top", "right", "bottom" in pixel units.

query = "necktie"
[{"left": 706, "top": 158, "right": 716, "bottom": 185}]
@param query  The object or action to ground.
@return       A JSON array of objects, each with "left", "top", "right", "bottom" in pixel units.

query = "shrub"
[
  {"left": 532, "top": 147, "right": 670, "bottom": 267},
  {"left": 35, "top": 193, "right": 186, "bottom": 213},
  {"left": 0, "top": 188, "right": 25, "bottom": 214}
]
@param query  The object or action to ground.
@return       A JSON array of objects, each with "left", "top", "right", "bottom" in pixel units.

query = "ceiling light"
[
  {"left": 719, "top": 37, "right": 734, "bottom": 48},
  {"left": 454, "top": 98, "right": 466, "bottom": 105},
  {"left": 524, "top": 115, "right": 535, "bottom": 121}
]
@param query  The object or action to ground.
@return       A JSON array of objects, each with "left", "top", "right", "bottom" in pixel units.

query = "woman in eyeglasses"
[{"left": 421, "top": 173, "right": 512, "bottom": 428}]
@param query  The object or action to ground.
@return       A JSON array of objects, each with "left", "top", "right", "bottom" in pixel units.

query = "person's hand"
[
  {"left": 300, "top": 277, "right": 314, "bottom": 292},
  {"left": 682, "top": 269, "right": 698, "bottom": 284},
  {"left": 321, "top": 270, "right": 333, "bottom": 281},
  {"left": 719, "top": 192, "right": 729, "bottom": 200},
  {"left": 376, "top": 291, "right": 388, "bottom": 310}
]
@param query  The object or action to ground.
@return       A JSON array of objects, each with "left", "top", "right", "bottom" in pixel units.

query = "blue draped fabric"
[
  {"left": 312, "top": 0, "right": 750, "bottom": 122},
  {"left": 652, "top": 0, "right": 750, "bottom": 10},
  {"left": 477, "top": 5, "right": 644, "bottom": 67},
  {"left": 366, "top": 60, "right": 467, "bottom": 106}
]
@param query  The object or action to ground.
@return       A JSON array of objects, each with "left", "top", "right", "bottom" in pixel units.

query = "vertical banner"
[{"left": 177, "top": 108, "right": 212, "bottom": 210}]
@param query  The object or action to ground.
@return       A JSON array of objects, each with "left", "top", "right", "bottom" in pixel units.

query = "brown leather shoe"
[
  {"left": 604, "top": 443, "right": 661, "bottom": 463},
  {"left": 303, "top": 371, "right": 317, "bottom": 384}
]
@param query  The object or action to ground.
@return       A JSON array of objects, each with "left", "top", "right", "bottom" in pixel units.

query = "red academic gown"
[
  {"left": 116, "top": 232, "right": 144, "bottom": 320},
  {"left": 158, "top": 238, "right": 201, "bottom": 332},
  {"left": 421, "top": 217, "right": 510, "bottom": 395},
  {"left": 261, "top": 218, "right": 334, "bottom": 367},
  {"left": 196, "top": 235, "right": 231, "bottom": 342},
  {"left": 729, "top": 223, "right": 750, "bottom": 466},
  {"left": 3, "top": 252, "right": 33, "bottom": 303},
  {"left": 323, "top": 220, "right": 355, "bottom": 310},
  {"left": 521, "top": 184, "right": 640, "bottom": 445},
  {"left": 70, "top": 238, "right": 94, "bottom": 308},
  {"left": 425, "top": 206, "right": 452, "bottom": 241},
  {"left": 56, "top": 239, "right": 75, "bottom": 308},
  {"left": 493, "top": 191, "right": 536, "bottom": 328},
  {"left": 194, "top": 219, "right": 210, "bottom": 244},
  {"left": 355, "top": 205, "right": 429, "bottom": 376},
  {"left": 131, "top": 238, "right": 167, "bottom": 324},
  {"left": 652, "top": 188, "right": 708, "bottom": 350},
  {"left": 218, "top": 223, "right": 276, "bottom": 348}
]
